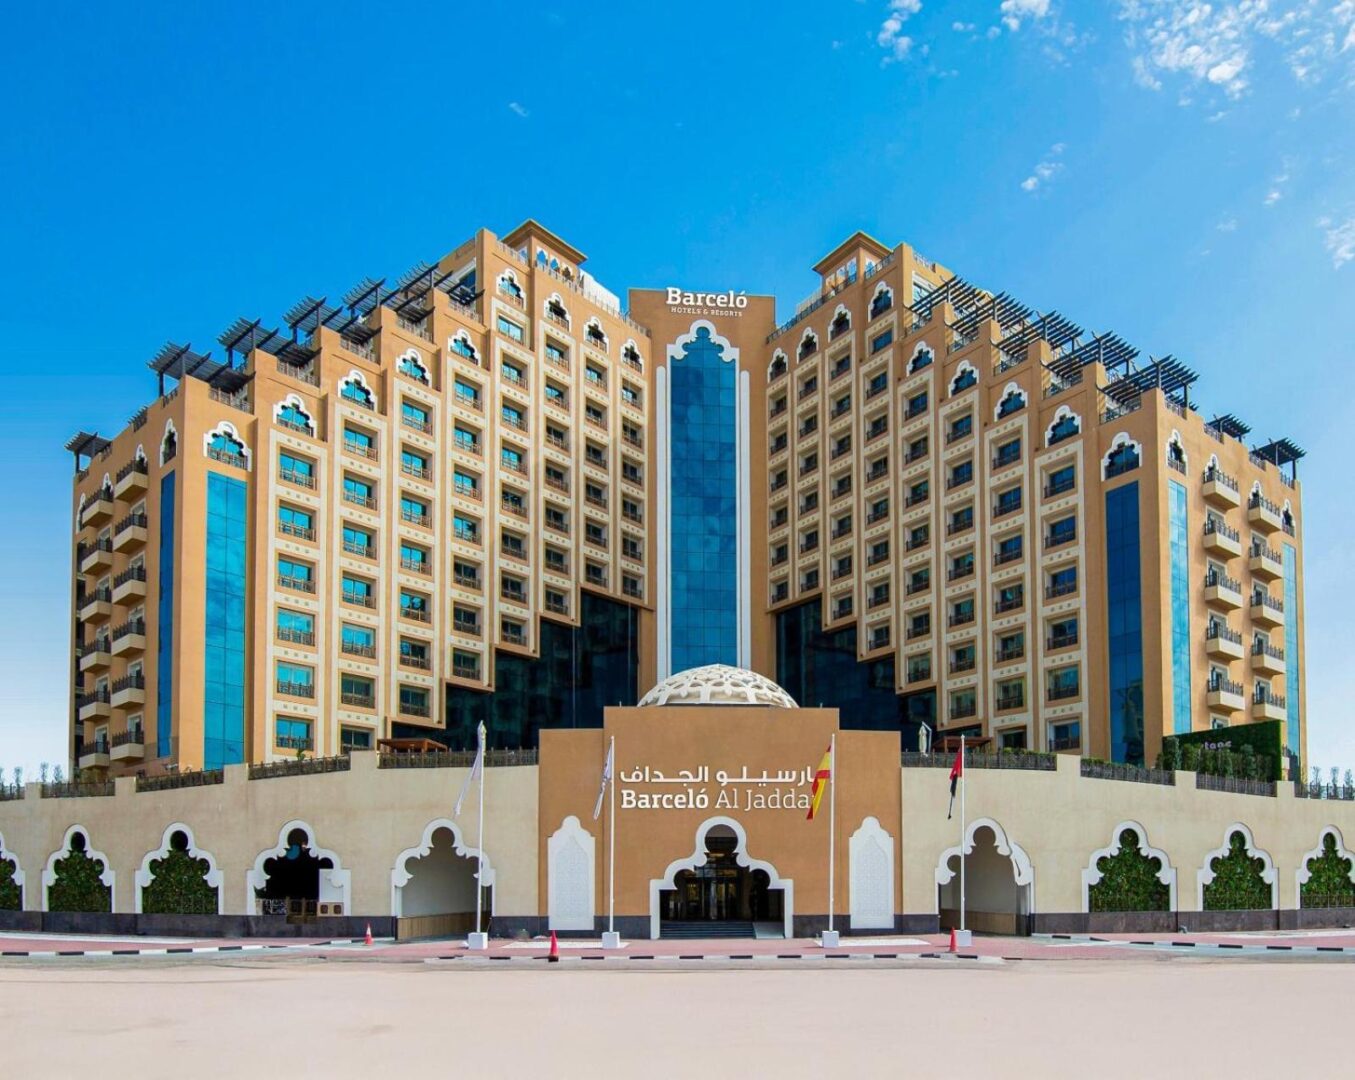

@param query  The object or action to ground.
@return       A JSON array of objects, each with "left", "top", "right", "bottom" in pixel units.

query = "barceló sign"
[
  {"left": 664, "top": 287, "right": 749, "bottom": 318},
  {"left": 618, "top": 763, "right": 815, "bottom": 813}
]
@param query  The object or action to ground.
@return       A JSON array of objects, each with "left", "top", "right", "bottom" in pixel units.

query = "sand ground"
[{"left": 2, "top": 955, "right": 1348, "bottom": 1078}]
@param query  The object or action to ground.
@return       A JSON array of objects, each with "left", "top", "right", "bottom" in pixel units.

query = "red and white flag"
[{"left": 947, "top": 746, "right": 963, "bottom": 820}]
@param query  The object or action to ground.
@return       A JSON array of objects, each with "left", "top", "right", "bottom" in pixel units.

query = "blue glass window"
[
  {"left": 910, "top": 347, "right": 933, "bottom": 372},
  {"left": 342, "top": 624, "right": 374, "bottom": 649},
  {"left": 342, "top": 575, "right": 372, "bottom": 602},
  {"left": 950, "top": 367, "right": 978, "bottom": 394},
  {"left": 1105, "top": 483, "right": 1144, "bottom": 763},
  {"left": 451, "top": 335, "right": 477, "bottom": 360},
  {"left": 402, "top": 449, "right": 428, "bottom": 473},
  {"left": 275, "top": 716, "right": 311, "bottom": 748},
  {"left": 276, "top": 661, "right": 313, "bottom": 687},
  {"left": 343, "top": 426, "right": 373, "bottom": 453},
  {"left": 870, "top": 289, "right": 893, "bottom": 319},
  {"left": 156, "top": 474, "right": 176, "bottom": 755},
  {"left": 997, "top": 389, "right": 1025, "bottom": 418},
  {"left": 278, "top": 402, "right": 313, "bottom": 431},
  {"left": 402, "top": 401, "right": 430, "bottom": 428},
  {"left": 871, "top": 329, "right": 894, "bottom": 353},
  {"left": 278, "top": 505, "right": 312, "bottom": 533},
  {"left": 497, "top": 315, "right": 524, "bottom": 342},
  {"left": 1283, "top": 543, "right": 1300, "bottom": 756},
  {"left": 341, "top": 379, "right": 373, "bottom": 408},
  {"left": 277, "top": 609, "right": 313, "bottom": 636},
  {"left": 1168, "top": 480, "right": 1192, "bottom": 734},
  {"left": 203, "top": 473, "right": 247, "bottom": 769},
  {"left": 398, "top": 353, "right": 429, "bottom": 383},
  {"left": 1048, "top": 413, "right": 1080, "bottom": 445},
  {"left": 279, "top": 452, "right": 313, "bottom": 480},
  {"left": 278, "top": 556, "right": 312, "bottom": 584},
  {"left": 1105, "top": 441, "right": 1141, "bottom": 478},
  {"left": 668, "top": 325, "right": 738, "bottom": 671},
  {"left": 342, "top": 525, "right": 372, "bottom": 554}
]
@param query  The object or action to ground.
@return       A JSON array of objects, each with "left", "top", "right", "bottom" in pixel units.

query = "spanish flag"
[{"left": 806, "top": 742, "right": 833, "bottom": 821}]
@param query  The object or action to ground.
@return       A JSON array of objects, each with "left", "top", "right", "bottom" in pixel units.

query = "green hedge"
[
  {"left": 1159, "top": 721, "right": 1283, "bottom": 781},
  {"left": 48, "top": 847, "right": 112, "bottom": 914},
  {"left": 1088, "top": 829, "right": 1171, "bottom": 912},
  {"left": 142, "top": 847, "right": 218, "bottom": 915},
  {"left": 1202, "top": 831, "right": 1271, "bottom": 911},
  {"left": 1300, "top": 834, "right": 1355, "bottom": 908},
  {"left": 0, "top": 856, "right": 19, "bottom": 910}
]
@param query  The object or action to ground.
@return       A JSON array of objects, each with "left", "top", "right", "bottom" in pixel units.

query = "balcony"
[
  {"left": 1203, "top": 519, "right": 1241, "bottom": 558},
  {"left": 110, "top": 672, "right": 145, "bottom": 708},
  {"left": 114, "top": 459, "right": 148, "bottom": 499},
  {"left": 81, "top": 489, "right": 114, "bottom": 527},
  {"left": 110, "top": 728, "right": 145, "bottom": 762},
  {"left": 341, "top": 640, "right": 377, "bottom": 659},
  {"left": 1046, "top": 682, "right": 1080, "bottom": 703},
  {"left": 79, "top": 539, "right": 113, "bottom": 574},
  {"left": 111, "top": 619, "right": 146, "bottom": 656},
  {"left": 1250, "top": 544, "right": 1282, "bottom": 580},
  {"left": 948, "top": 610, "right": 975, "bottom": 629},
  {"left": 1250, "top": 593, "right": 1284, "bottom": 627},
  {"left": 400, "top": 653, "right": 433, "bottom": 671},
  {"left": 1045, "top": 579, "right": 1077, "bottom": 601},
  {"left": 1202, "top": 467, "right": 1241, "bottom": 508},
  {"left": 112, "top": 566, "right": 147, "bottom": 604},
  {"left": 277, "top": 679, "right": 316, "bottom": 699},
  {"left": 1252, "top": 685, "right": 1287, "bottom": 721},
  {"left": 949, "top": 700, "right": 978, "bottom": 721},
  {"left": 111, "top": 512, "right": 147, "bottom": 551},
  {"left": 1203, "top": 570, "right": 1243, "bottom": 610},
  {"left": 78, "top": 640, "right": 111, "bottom": 672},
  {"left": 949, "top": 656, "right": 976, "bottom": 675},
  {"left": 1207, "top": 676, "right": 1246, "bottom": 712},
  {"left": 1046, "top": 631, "right": 1079, "bottom": 652},
  {"left": 1044, "top": 528, "right": 1077, "bottom": 550},
  {"left": 77, "top": 688, "right": 111, "bottom": 721},
  {"left": 78, "top": 741, "right": 111, "bottom": 770},
  {"left": 1251, "top": 641, "right": 1285, "bottom": 676},
  {"left": 906, "top": 622, "right": 932, "bottom": 641},
  {"left": 1205, "top": 624, "right": 1245, "bottom": 660},
  {"left": 995, "top": 693, "right": 1025, "bottom": 713},
  {"left": 341, "top": 690, "right": 375, "bottom": 709},
  {"left": 1248, "top": 493, "right": 1282, "bottom": 532},
  {"left": 79, "top": 587, "right": 113, "bottom": 623},
  {"left": 996, "top": 644, "right": 1025, "bottom": 663}
]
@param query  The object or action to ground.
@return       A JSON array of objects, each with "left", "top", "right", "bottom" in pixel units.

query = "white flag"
[
  {"left": 592, "top": 739, "right": 614, "bottom": 821},
  {"left": 454, "top": 723, "right": 486, "bottom": 818}
]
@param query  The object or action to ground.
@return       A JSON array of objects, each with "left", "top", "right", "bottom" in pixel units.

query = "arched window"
[
  {"left": 622, "top": 341, "right": 643, "bottom": 371},
  {"left": 996, "top": 387, "right": 1026, "bottom": 420},
  {"left": 950, "top": 363, "right": 978, "bottom": 396},
  {"left": 768, "top": 352, "right": 788, "bottom": 381},
  {"left": 1046, "top": 408, "right": 1081, "bottom": 447},
  {"left": 449, "top": 331, "right": 479, "bottom": 364},
  {"left": 546, "top": 294, "right": 569, "bottom": 326},
  {"left": 160, "top": 422, "right": 178, "bottom": 465},
  {"left": 1166, "top": 432, "right": 1187, "bottom": 472},
  {"left": 1103, "top": 436, "right": 1142, "bottom": 479},
  {"left": 908, "top": 345, "right": 934, "bottom": 375},
  {"left": 585, "top": 319, "right": 607, "bottom": 349},
  {"left": 536, "top": 249, "right": 548, "bottom": 268},
  {"left": 798, "top": 331, "right": 818, "bottom": 360},
  {"left": 339, "top": 372, "right": 375, "bottom": 410},
  {"left": 498, "top": 271, "right": 522, "bottom": 299},
  {"left": 830, "top": 307, "right": 851, "bottom": 340},
  {"left": 275, "top": 397, "right": 314, "bottom": 434},
  {"left": 870, "top": 285, "right": 893, "bottom": 320},
  {"left": 204, "top": 423, "right": 249, "bottom": 469},
  {"left": 398, "top": 351, "right": 430, "bottom": 384}
]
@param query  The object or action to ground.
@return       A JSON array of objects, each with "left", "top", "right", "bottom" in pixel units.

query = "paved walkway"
[{"left": 6, "top": 927, "right": 1355, "bottom": 962}]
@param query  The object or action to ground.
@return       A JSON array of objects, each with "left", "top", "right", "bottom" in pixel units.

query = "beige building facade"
[
  {"left": 64, "top": 222, "right": 1305, "bottom": 779},
  {"left": 1, "top": 672, "right": 1349, "bottom": 938}
]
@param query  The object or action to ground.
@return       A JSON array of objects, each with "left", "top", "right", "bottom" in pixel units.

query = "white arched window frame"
[
  {"left": 497, "top": 269, "right": 522, "bottom": 298},
  {"left": 798, "top": 327, "right": 819, "bottom": 359},
  {"left": 1080, "top": 821, "right": 1177, "bottom": 912},
  {"left": 42, "top": 825, "right": 115, "bottom": 913},
  {"left": 907, "top": 342, "right": 934, "bottom": 375},
  {"left": 273, "top": 393, "right": 315, "bottom": 434},
  {"left": 0, "top": 829, "right": 27, "bottom": 910},
  {"left": 544, "top": 292, "right": 570, "bottom": 326},
  {"left": 1044, "top": 405, "right": 1082, "bottom": 447},
  {"left": 1295, "top": 826, "right": 1355, "bottom": 907},
  {"left": 994, "top": 382, "right": 1027, "bottom": 421},
  {"left": 622, "top": 338, "right": 643, "bottom": 370},
  {"left": 202, "top": 420, "right": 252, "bottom": 471},
  {"left": 390, "top": 817, "right": 495, "bottom": 919},
  {"left": 246, "top": 819, "right": 351, "bottom": 917},
  {"left": 1166, "top": 429, "right": 1188, "bottom": 470},
  {"left": 768, "top": 350, "right": 789, "bottom": 381},
  {"left": 159, "top": 419, "right": 179, "bottom": 466},
  {"left": 870, "top": 282, "right": 894, "bottom": 318},
  {"left": 830, "top": 303, "right": 852, "bottom": 335},
  {"left": 396, "top": 347, "right": 430, "bottom": 385},
  {"left": 448, "top": 330, "right": 479, "bottom": 364},
  {"left": 134, "top": 822, "right": 225, "bottom": 915},
  {"left": 338, "top": 370, "right": 378, "bottom": 410},
  {"left": 1101, "top": 432, "right": 1143, "bottom": 480},
  {"left": 1196, "top": 823, "right": 1278, "bottom": 910},
  {"left": 949, "top": 360, "right": 979, "bottom": 396},
  {"left": 584, "top": 318, "right": 608, "bottom": 349}
]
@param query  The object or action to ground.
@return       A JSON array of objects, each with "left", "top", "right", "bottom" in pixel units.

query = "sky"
[{"left": 0, "top": 1, "right": 1352, "bottom": 779}]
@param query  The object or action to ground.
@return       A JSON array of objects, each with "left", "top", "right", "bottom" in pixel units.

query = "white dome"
[{"left": 638, "top": 664, "right": 798, "bottom": 709}]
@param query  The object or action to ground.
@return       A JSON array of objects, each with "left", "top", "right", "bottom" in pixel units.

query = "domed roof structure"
[{"left": 637, "top": 664, "right": 798, "bottom": 709}]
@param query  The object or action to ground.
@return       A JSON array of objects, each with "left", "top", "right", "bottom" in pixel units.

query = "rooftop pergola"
[
  {"left": 1101, "top": 355, "right": 1200, "bottom": 410},
  {"left": 147, "top": 342, "right": 253, "bottom": 398},
  {"left": 64, "top": 431, "right": 111, "bottom": 474},
  {"left": 1252, "top": 437, "right": 1306, "bottom": 477}
]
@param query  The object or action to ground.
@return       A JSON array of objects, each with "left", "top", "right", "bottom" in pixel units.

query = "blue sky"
[{"left": 1, "top": 1, "right": 1352, "bottom": 777}]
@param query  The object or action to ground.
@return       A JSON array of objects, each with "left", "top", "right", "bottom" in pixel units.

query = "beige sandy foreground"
[{"left": 1, "top": 958, "right": 1347, "bottom": 1078}]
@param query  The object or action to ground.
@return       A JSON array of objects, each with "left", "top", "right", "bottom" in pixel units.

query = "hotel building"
[{"left": 64, "top": 222, "right": 1306, "bottom": 777}]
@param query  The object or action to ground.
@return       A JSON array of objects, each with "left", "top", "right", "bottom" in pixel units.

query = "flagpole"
[
  {"left": 959, "top": 734, "right": 966, "bottom": 934},
  {"left": 607, "top": 734, "right": 616, "bottom": 937},
  {"left": 476, "top": 721, "right": 486, "bottom": 936},
  {"left": 828, "top": 731, "right": 836, "bottom": 935}
]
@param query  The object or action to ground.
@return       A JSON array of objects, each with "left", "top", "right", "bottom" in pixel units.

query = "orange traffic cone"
[
  {"left": 948, "top": 927, "right": 958, "bottom": 953},
  {"left": 548, "top": 930, "right": 560, "bottom": 963},
  {"left": 364, "top": 923, "right": 373, "bottom": 947}
]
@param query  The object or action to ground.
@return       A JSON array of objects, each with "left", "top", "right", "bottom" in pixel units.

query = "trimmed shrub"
[
  {"left": 1300, "top": 833, "right": 1355, "bottom": 908},
  {"left": 1202, "top": 831, "right": 1271, "bottom": 911},
  {"left": 1089, "top": 829, "right": 1171, "bottom": 912}
]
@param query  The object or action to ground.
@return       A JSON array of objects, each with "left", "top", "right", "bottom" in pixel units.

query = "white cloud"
[
  {"left": 507, "top": 101, "right": 529, "bottom": 118},
  {"left": 878, "top": 1, "right": 923, "bottom": 63},
  {"left": 987, "top": 25, "right": 1003, "bottom": 39},
  {"left": 1216, "top": 216, "right": 1239, "bottom": 233},
  {"left": 1264, "top": 189, "right": 1283, "bottom": 206},
  {"left": 1020, "top": 143, "right": 1066, "bottom": 194},
  {"left": 1318, "top": 216, "right": 1355, "bottom": 268},
  {"left": 952, "top": 20, "right": 976, "bottom": 32},
  {"left": 1000, "top": 0, "right": 1051, "bottom": 32},
  {"left": 1205, "top": 109, "right": 1229, "bottom": 121},
  {"left": 1119, "top": 1, "right": 1355, "bottom": 100}
]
